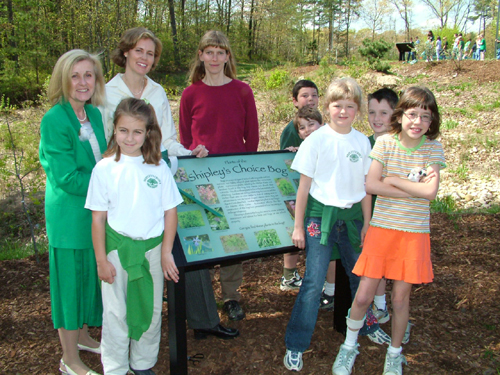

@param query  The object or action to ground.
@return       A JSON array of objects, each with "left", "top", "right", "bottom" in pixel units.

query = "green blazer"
[{"left": 39, "top": 101, "right": 107, "bottom": 249}]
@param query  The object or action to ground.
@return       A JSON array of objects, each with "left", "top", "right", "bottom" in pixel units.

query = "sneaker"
[
  {"left": 373, "top": 305, "right": 390, "bottom": 324},
  {"left": 283, "top": 349, "right": 303, "bottom": 371},
  {"left": 402, "top": 322, "right": 414, "bottom": 344},
  {"left": 366, "top": 327, "right": 391, "bottom": 345},
  {"left": 280, "top": 271, "right": 303, "bottom": 291},
  {"left": 223, "top": 300, "right": 245, "bottom": 321},
  {"left": 383, "top": 351, "right": 407, "bottom": 375},
  {"left": 130, "top": 368, "right": 156, "bottom": 375},
  {"left": 319, "top": 291, "right": 335, "bottom": 311},
  {"left": 332, "top": 343, "right": 359, "bottom": 375}
]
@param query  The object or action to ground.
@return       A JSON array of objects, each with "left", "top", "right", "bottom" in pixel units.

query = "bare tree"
[
  {"left": 420, "top": 0, "right": 463, "bottom": 29},
  {"left": 388, "top": 0, "right": 412, "bottom": 41},
  {"left": 452, "top": 0, "right": 474, "bottom": 31},
  {"left": 360, "top": 0, "right": 393, "bottom": 40}
]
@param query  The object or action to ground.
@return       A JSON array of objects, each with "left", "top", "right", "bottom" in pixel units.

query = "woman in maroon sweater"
[{"left": 179, "top": 30, "right": 259, "bottom": 321}]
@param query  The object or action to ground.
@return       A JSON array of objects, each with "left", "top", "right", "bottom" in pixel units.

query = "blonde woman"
[{"left": 40, "top": 49, "right": 106, "bottom": 375}]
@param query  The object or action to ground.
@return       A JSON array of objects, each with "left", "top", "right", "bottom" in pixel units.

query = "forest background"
[
  {"left": 1, "top": 1, "right": 500, "bottom": 372},
  {"left": 2, "top": 0, "right": 500, "bottom": 104}
]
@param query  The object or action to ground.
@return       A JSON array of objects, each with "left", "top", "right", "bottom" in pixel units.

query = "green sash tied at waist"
[
  {"left": 305, "top": 195, "right": 363, "bottom": 258},
  {"left": 105, "top": 222, "right": 163, "bottom": 341}
]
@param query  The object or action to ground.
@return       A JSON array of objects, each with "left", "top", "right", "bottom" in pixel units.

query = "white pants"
[{"left": 101, "top": 245, "right": 163, "bottom": 375}]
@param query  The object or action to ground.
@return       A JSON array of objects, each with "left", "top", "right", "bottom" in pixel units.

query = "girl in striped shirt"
[{"left": 332, "top": 86, "right": 446, "bottom": 375}]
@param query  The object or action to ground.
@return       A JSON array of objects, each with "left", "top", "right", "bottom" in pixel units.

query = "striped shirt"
[{"left": 370, "top": 134, "right": 446, "bottom": 233}]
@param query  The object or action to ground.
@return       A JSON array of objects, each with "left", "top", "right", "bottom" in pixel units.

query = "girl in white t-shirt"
[{"left": 85, "top": 97, "right": 182, "bottom": 375}]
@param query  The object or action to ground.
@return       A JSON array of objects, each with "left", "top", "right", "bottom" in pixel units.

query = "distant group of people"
[
  {"left": 40, "top": 25, "right": 447, "bottom": 375},
  {"left": 418, "top": 30, "right": 488, "bottom": 62}
]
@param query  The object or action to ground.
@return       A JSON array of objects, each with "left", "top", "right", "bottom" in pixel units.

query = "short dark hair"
[
  {"left": 292, "top": 80, "right": 318, "bottom": 100},
  {"left": 293, "top": 107, "right": 323, "bottom": 131},
  {"left": 390, "top": 86, "right": 441, "bottom": 140},
  {"left": 367, "top": 88, "right": 399, "bottom": 110}
]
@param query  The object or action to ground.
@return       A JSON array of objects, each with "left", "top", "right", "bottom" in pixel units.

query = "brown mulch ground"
[{"left": 1, "top": 213, "right": 499, "bottom": 374}]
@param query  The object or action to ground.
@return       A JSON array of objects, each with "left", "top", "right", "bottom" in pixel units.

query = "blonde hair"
[
  {"left": 323, "top": 77, "right": 365, "bottom": 117},
  {"left": 112, "top": 27, "right": 162, "bottom": 70},
  {"left": 188, "top": 30, "right": 237, "bottom": 84},
  {"left": 47, "top": 49, "right": 105, "bottom": 106},
  {"left": 104, "top": 98, "right": 162, "bottom": 165}
]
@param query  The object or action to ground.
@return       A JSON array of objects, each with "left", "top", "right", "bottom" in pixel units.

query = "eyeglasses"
[{"left": 404, "top": 112, "right": 432, "bottom": 123}]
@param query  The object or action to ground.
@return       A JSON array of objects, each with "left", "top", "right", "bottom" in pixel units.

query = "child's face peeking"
[
  {"left": 115, "top": 115, "right": 147, "bottom": 157},
  {"left": 293, "top": 87, "right": 319, "bottom": 110},
  {"left": 368, "top": 99, "right": 393, "bottom": 138},
  {"left": 297, "top": 118, "right": 321, "bottom": 139},
  {"left": 327, "top": 99, "right": 358, "bottom": 134}
]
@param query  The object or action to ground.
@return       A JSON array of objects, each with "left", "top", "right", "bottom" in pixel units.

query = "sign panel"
[{"left": 174, "top": 151, "right": 299, "bottom": 265}]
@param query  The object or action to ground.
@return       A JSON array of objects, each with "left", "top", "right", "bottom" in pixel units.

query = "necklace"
[
  {"left": 124, "top": 75, "right": 145, "bottom": 97},
  {"left": 76, "top": 110, "right": 87, "bottom": 122}
]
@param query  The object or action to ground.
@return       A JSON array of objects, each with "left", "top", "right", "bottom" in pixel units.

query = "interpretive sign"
[{"left": 173, "top": 151, "right": 299, "bottom": 266}]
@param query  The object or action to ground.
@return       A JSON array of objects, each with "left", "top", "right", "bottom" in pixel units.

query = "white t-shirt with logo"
[
  {"left": 291, "top": 125, "right": 371, "bottom": 208},
  {"left": 85, "top": 154, "right": 183, "bottom": 240}
]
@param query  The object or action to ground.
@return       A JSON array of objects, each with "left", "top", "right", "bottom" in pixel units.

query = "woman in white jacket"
[{"left": 101, "top": 27, "right": 207, "bottom": 158}]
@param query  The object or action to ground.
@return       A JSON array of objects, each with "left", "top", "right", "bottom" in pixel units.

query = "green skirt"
[{"left": 49, "top": 246, "right": 103, "bottom": 330}]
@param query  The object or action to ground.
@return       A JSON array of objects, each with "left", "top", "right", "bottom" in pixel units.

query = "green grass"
[
  {"left": 443, "top": 119, "right": 459, "bottom": 130},
  {"left": 431, "top": 195, "right": 457, "bottom": 214},
  {"left": 403, "top": 74, "right": 426, "bottom": 85},
  {"left": 451, "top": 163, "right": 469, "bottom": 181},
  {"left": 431, "top": 197, "right": 500, "bottom": 215},
  {"left": 471, "top": 100, "right": 500, "bottom": 112},
  {"left": 446, "top": 107, "right": 475, "bottom": 118},
  {"left": 0, "top": 237, "right": 48, "bottom": 261},
  {"left": 448, "top": 82, "right": 475, "bottom": 92}
]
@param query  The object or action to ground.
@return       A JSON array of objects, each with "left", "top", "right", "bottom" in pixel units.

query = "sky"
[{"left": 353, "top": 2, "right": 486, "bottom": 35}]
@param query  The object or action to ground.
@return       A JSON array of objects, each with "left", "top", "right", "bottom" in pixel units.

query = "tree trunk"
[
  {"left": 7, "top": 0, "right": 19, "bottom": 66},
  {"left": 226, "top": 0, "right": 232, "bottom": 35},
  {"left": 167, "top": 0, "right": 181, "bottom": 68},
  {"left": 248, "top": 0, "right": 254, "bottom": 59}
]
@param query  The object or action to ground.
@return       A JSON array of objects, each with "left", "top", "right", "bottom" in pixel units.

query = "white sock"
[
  {"left": 374, "top": 294, "right": 386, "bottom": 310},
  {"left": 388, "top": 345, "right": 402, "bottom": 357},
  {"left": 344, "top": 328, "right": 360, "bottom": 349},
  {"left": 324, "top": 282, "right": 335, "bottom": 296}
]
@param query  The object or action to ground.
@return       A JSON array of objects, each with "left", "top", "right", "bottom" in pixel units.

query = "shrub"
[
  {"left": 359, "top": 39, "right": 392, "bottom": 73},
  {"left": 266, "top": 69, "right": 290, "bottom": 90}
]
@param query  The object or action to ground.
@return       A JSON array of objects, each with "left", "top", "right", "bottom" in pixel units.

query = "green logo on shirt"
[
  {"left": 347, "top": 151, "right": 362, "bottom": 163},
  {"left": 144, "top": 175, "right": 160, "bottom": 188}
]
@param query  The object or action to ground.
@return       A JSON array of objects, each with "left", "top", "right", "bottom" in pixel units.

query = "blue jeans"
[{"left": 285, "top": 217, "right": 377, "bottom": 352}]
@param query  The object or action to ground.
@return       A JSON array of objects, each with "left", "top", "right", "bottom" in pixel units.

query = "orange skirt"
[{"left": 353, "top": 225, "right": 433, "bottom": 284}]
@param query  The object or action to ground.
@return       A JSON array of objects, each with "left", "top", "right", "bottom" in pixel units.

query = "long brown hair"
[
  {"left": 390, "top": 86, "right": 441, "bottom": 140},
  {"left": 104, "top": 98, "right": 162, "bottom": 165},
  {"left": 188, "top": 30, "right": 237, "bottom": 84},
  {"left": 111, "top": 27, "right": 162, "bottom": 70}
]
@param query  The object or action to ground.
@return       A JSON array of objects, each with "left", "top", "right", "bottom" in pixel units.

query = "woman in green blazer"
[{"left": 39, "top": 50, "right": 107, "bottom": 375}]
